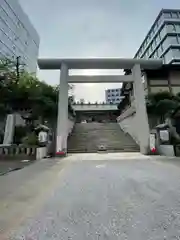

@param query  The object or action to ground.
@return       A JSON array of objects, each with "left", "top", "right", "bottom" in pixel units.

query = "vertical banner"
[
  {"left": 56, "top": 136, "right": 62, "bottom": 152},
  {"left": 150, "top": 133, "right": 156, "bottom": 153}
]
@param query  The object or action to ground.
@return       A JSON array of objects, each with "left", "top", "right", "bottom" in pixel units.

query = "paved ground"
[
  {"left": 1, "top": 153, "right": 180, "bottom": 239},
  {"left": 0, "top": 160, "right": 34, "bottom": 176}
]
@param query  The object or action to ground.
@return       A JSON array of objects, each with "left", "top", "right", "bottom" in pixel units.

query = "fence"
[{"left": 0, "top": 146, "right": 47, "bottom": 160}]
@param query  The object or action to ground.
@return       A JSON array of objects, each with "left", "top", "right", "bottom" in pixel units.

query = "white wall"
[
  {"left": 36, "top": 147, "right": 47, "bottom": 160},
  {"left": 117, "top": 107, "right": 139, "bottom": 144},
  {"left": 73, "top": 104, "right": 118, "bottom": 111}
]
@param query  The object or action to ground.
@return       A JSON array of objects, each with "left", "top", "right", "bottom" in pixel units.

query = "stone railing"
[
  {"left": 0, "top": 146, "right": 47, "bottom": 161},
  {"left": 117, "top": 106, "right": 139, "bottom": 144}
]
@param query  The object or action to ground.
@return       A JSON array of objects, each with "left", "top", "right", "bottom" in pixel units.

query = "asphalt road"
[{"left": 1, "top": 154, "right": 180, "bottom": 239}]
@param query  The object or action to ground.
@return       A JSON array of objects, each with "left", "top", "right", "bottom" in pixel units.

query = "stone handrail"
[
  {"left": 117, "top": 106, "right": 136, "bottom": 122},
  {"left": 0, "top": 146, "right": 46, "bottom": 160}
]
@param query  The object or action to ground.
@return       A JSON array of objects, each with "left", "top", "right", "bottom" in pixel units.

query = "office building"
[
  {"left": 0, "top": 0, "right": 40, "bottom": 73},
  {"left": 134, "top": 9, "right": 180, "bottom": 64},
  {"left": 105, "top": 88, "right": 122, "bottom": 104}
]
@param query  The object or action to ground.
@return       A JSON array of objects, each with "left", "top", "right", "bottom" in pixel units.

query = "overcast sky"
[{"left": 19, "top": 0, "right": 180, "bottom": 102}]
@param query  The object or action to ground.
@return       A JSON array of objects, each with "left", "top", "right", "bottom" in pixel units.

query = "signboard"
[
  {"left": 56, "top": 136, "right": 62, "bottom": 152},
  {"left": 159, "top": 130, "right": 169, "bottom": 142},
  {"left": 150, "top": 133, "right": 156, "bottom": 152}
]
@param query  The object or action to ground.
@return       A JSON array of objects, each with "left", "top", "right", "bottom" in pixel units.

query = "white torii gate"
[{"left": 38, "top": 58, "right": 163, "bottom": 155}]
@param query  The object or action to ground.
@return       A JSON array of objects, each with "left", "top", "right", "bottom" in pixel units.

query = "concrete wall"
[{"left": 117, "top": 107, "right": 139, "bottom": 144}]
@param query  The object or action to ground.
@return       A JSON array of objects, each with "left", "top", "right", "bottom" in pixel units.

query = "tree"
[
  {"left": 0, "top": 57, "right": 74, "bottom": 124},
  {"left": 146, "top": 91, "right": 180, "bottom": 123},
  {"left": 155, "top": 99, "right": 179, "bottom": 122}
]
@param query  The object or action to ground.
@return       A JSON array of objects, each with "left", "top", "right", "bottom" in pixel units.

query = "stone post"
[
  {"left": 56, "top": 63, "right": 69, "bottom": 156},
  {"left": 132, "top": 64, "right": 150, "bottom": 154},
  {"left": 3, "top": 114, "right": 15, "bottom": 145}
]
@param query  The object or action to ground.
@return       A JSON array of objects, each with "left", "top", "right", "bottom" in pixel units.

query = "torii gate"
[{"left": 38, "top": 58, "right": 162, "bottom": 155}]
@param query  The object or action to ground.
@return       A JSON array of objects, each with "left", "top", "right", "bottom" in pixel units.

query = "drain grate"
[{"left": 98, "top": 145, "right": 107, "bottom": 152}]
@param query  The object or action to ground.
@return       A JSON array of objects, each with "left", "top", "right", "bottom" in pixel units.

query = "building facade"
[
  {"left": 0, "top": 0, "right": 40, "bottom": 73},
  {"left": 119, "top": 65, "right": 180, "bottom": 114},
  {"left": 134, "top": 9, "right": 180, "bottom": 64},
  {"left": 105, "top": 88, "right": 122, "bottom": 104}
]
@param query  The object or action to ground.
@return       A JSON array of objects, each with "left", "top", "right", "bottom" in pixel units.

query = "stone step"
[
  {"left": 67, "top": 123, "right": 139, "bottom": 153},
  {"left": 68, "top": 148, "right": 140, "bottom": 153}
]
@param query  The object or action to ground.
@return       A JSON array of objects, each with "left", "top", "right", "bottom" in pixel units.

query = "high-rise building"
[
  {"left": 134, "top": 9, "right": 180, "bottom": 64},
  {"left": 105, "top": 88, "right": 123, "bottom": 104},
  {"left": 0, "top": 0, "right": 40, "bottom": 73}
]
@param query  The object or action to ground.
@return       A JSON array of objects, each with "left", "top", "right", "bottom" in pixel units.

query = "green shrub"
[{"left": 21, "top": 132, "right": 38, "bottom": 146}]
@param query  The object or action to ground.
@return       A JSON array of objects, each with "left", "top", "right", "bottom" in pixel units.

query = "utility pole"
[{"left": 16, "top": 56, "right": 20, "bottom": 82}]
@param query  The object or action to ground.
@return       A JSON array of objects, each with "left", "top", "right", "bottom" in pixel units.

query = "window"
[
  {"left": 172, "top": 12, "right": 179, "bottom": 19},
  {"left": 167, "top": 24, "right": 176, "bottom": 33},
  {"left": 108, "top": 94, "right": 111, "bottom": 97},
  {"left": 168, "top": 36, "right": 178, "bottom": 44},
  {"left": 144, "top": 52, "right": 148, "bottom": 59},
  {"left": 149, "top": 43, "right": 153, "bottom": 52},
  {"left": 142, "top": 44, "right": 146, "bottom": 51},
  {"left": 149, "top": 32, "right": 152, "bottom": 40},
  {"left": 111, "top": 94, "right": 114, "bottom": 97},
  {"left": 157, "top": 33, "right": 161, "bottom": 41},
  {"left": 158, "top": 14, "right": 163, "bottom": 25},
  {"left": 154, "top": 36, "right": 158, "bottom": 46},
  {"left": 154, "top": 23, "right": 158, "bottom": 32},
  {"left": 151, "top": 52, "right": 155, "bottom": 59},
  {"left": 172, "top": 49, "right": 180, "bottom": 58},
  {"left": 157, "top": 46, "right": 162, "bottom": 56},
  {"left": 154, "top": 51, "right": 159, "bottom": 58},
  {"left": 160, "top": 44, "right": 164, "bottom": 52},
  {"left": 146, "top": 48, "right": 149, "bottom": 57},
  {"left": 142, "top": 53, "right": 145, "bottom": 59},
  {"left": 116, "top": 89, "right": 119, "bottom": 92},
  {"left": 144, "top": 39, "right": 148, "bottom": 48},
  {"left": 164, "top": 12, "right": 172, "bottom": 18},
  {"left": 160, "top": 26, "right": 166, "bottom": 39},
  {"left": 162, "top": 37, "right": 169, "bottom": 50},
  {"left": 152, "top": 40, "right": 156, "bottom": 50},
  {"left": 175, "top": 24, "right": 180, "bottom": 33},
  {"left": 111, "top": 89, "right": 115, "bottom": 92},
  {"left": 147, "top": 34, "right": 150, "bottom": 43},
  {"left": 116, "top": 98, "right": 120, "bottom": 101},
  {"left": 116, "top": 93, "right": 119, "bottom": 96},
  {"left": 164, "top": 49, "right": 173, "bottom": 63},
  {"left": 156, "top": 18, "right": 160, "bottom": 28}
]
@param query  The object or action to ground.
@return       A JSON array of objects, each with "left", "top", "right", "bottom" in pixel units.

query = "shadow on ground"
[{"left": 0, "top": 160, "right": 35, "bottom": 176}]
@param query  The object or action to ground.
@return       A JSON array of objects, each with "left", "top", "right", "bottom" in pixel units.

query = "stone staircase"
[{"left": 67, "top": 122, "right": 139, "bottom": 153}]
